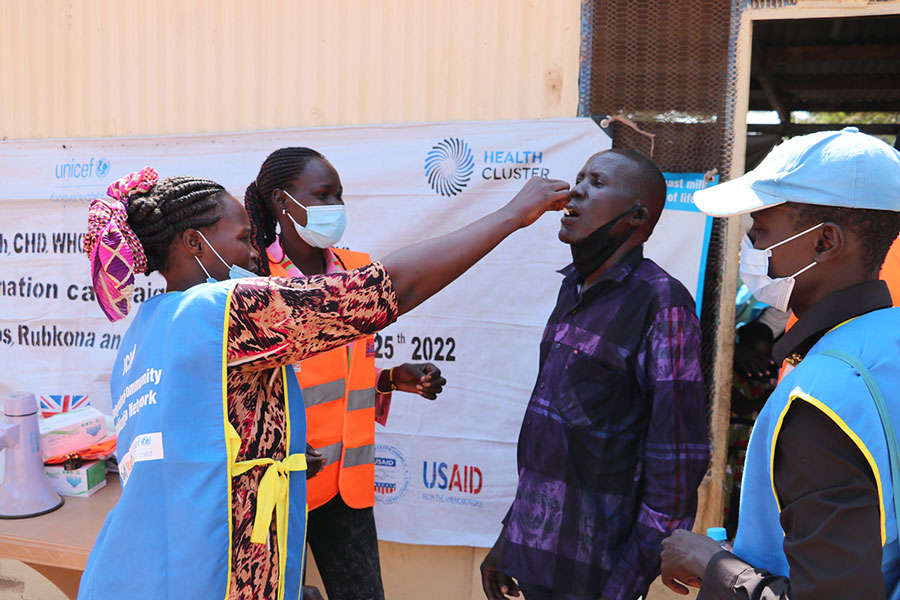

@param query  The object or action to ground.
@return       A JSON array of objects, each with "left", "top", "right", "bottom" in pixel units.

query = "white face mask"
[
  {"left": 194, "top": 231, "right": 256, "bottom": 283},
  {"left": 739, "top": 222, "right": 824, "bottom": 312},
  {"left": 282, "top": 190, "right": 347, "bottom": 249}
]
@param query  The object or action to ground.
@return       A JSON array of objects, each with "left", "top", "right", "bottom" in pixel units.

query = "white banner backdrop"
[{"left": 0, "top": 119, "right": 713, "bottom": 546}]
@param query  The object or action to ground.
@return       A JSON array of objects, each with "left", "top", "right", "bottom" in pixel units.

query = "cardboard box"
[
  {"left": 45, "top": 460, "right": 107, "bottom": 497},
  {"left": 38, "top": 407, "right": 107, "bottom": 460}
]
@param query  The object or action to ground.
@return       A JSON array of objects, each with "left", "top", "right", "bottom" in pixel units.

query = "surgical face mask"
[
  {"left": 739, "top": 222, "right": 823, "bottom": 312},
  {"left": 194, "top": 231, "right": 256, "bottom": 283},
  {"left": 282, "top": 190, "right": 347, "bottom": 249}
]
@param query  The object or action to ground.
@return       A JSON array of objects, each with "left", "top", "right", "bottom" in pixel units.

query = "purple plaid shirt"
[{"left": 500, "top": 246, "right": 709, "bottom": 600}]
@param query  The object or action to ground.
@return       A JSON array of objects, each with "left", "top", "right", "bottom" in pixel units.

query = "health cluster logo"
[{"left": 424, "top": 138, "right": 475, "bottom": 197}]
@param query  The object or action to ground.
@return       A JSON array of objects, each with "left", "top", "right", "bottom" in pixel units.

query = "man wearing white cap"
[{"left": 659, "top": 128, "right": 900, "bottom": 600}]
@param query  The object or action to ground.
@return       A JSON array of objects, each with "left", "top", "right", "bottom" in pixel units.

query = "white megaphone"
[{"left": 0, "top": 392, "right": 64, "bottom": 518}]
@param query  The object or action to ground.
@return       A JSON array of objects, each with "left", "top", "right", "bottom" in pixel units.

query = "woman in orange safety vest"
[{"left": 245, "top": 147, "right": 446, "bottom": 600}]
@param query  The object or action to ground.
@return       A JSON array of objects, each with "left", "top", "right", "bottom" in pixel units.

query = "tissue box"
[
  {"left": 45, "top": 460, "right": 107, "bottom": 497},
  {"left": 39, "top": 407, "right": 107, "bottom": 460}
]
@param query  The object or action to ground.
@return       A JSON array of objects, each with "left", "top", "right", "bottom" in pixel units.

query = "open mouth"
[{"left": 562, "top": 206, "right": 579, "bottom": 218}]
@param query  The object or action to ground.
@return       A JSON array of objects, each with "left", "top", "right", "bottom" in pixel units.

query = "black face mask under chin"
[{"left": 570, "top": 206, "right": 640, "bottom": 279}]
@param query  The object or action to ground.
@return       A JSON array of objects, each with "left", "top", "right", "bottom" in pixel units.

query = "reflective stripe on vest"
[
  {"left": 347, "top": 388, "right": 376, "bottom": 411},
  {"left": 344, "top": 444, "right": 375, "bottom": 468},
  {"left": 304, "top": 379, "right": 347, "bottom": 408},
  {"left": 272, "top": 247, "right": 378, "bottom": 510},
  {"left": 317, "top": 441, "right": 343, "bottom": 465}
]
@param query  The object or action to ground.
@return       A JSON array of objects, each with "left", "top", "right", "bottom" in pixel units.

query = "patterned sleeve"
[
  {"left": 603, "top": 305, "right": 710, "bottom": 600},
  {"left": 226, "top": 262, "right": 399, "bottom": 371}
]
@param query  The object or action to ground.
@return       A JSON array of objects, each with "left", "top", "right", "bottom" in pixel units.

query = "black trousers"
[{"left": 306, "top": 494, "right": 385, "bottom": 600}]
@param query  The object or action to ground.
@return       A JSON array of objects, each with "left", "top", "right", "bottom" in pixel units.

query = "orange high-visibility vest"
[{"left": 269, "top": 247, "right": 377, "bottom": 510}]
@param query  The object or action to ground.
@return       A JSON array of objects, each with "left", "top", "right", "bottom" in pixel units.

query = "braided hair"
[
  {"left": 245, "top": 147, "right": 325, "bottom": 275},
  {"left": 127, "top": 176, "right": 226, "bottom": 273}
]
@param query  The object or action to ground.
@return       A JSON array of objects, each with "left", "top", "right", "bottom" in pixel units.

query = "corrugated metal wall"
[{"left": 0, "top": 0, "right": 581, "bottom": 140}]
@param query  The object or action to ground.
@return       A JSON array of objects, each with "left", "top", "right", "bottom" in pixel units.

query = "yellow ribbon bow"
[{"left": 231, "top": 428, "right": 307, "bottom": 600}]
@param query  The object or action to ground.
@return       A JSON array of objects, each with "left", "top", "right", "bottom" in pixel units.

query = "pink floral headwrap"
[{"left": 84, "top": 167, "right": 159, "bottom": 322}]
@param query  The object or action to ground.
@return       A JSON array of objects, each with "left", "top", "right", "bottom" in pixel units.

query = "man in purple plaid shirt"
[{"left": 481, "top": 149, "right": 709, "bottom": 600}]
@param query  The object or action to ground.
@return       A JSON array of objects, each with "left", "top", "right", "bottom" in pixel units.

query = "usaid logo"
[
  {"left": 55, "top": 157, "right": 111, "bottom": 179},
  {"left": 422, "top": 460, "right": 483, "bottom": 495},
  {"left": 374, "top": 444, "right": 410, "bottom": 504},
  {"left": 424, "top": 138, "right": 475, "bottom": 197}
]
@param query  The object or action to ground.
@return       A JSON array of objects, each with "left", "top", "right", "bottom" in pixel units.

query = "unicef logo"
[
  {"left": 424, "top": 138, "right": 474, "bottom": 197},
  {"left": 96, "top": 157, "right": 111, "bottom": 177},
  {"left": 374, "top": 444, "right": 410, "bottom": 504},
  {"left": 54, "top": 157, "right": 112, "bottom": 180}
]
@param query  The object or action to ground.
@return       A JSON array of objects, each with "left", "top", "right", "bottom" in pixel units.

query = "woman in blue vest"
[
  {"left": 81, "top": 167, "right": 570, "bottom": 600},
  {"left": 244, "top": 146, "right": 445, "bottom": 600},
  {"left": 659, "top": 129, "right": 900, "bottom": 600}
]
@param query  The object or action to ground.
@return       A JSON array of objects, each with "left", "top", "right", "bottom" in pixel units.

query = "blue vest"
[
  {"left": 79, "top": 281, "right": 308, "bottom": 600},
  {"left": 735, "top": 308, "right": 900, "bottom": 595}
]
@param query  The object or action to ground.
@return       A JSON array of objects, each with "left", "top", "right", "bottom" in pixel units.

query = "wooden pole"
[{"left": 694, "top": 3, "right": 751, "bottom": 534}]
